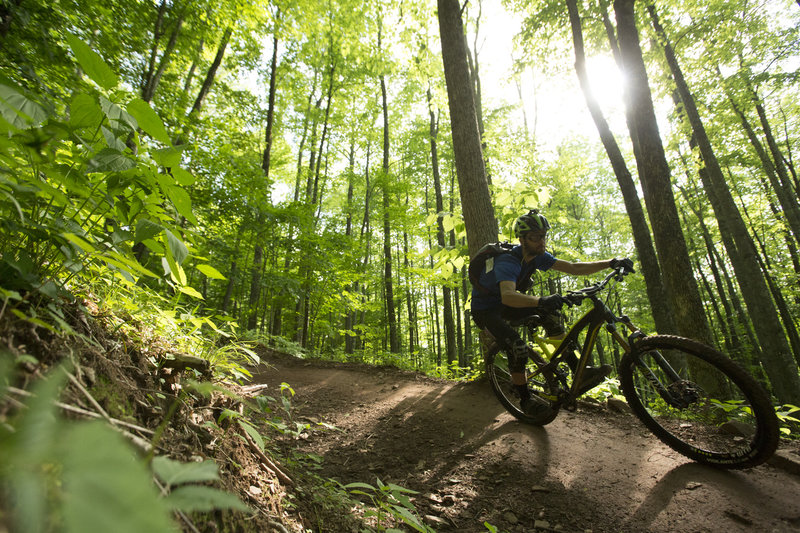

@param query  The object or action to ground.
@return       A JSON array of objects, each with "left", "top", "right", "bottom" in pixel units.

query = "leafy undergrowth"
[{"left": 0, "top": 297, "right": 383, "bottom": 533}]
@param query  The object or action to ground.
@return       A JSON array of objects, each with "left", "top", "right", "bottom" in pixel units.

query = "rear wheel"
[
  {"left": 485, "top": 343, "right": 560, "bottom": 425},
  {"left": 619, "top": 335, "right": 779, "bottom": 469}
]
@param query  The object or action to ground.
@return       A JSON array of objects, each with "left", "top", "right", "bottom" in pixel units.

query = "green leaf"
[
  {"left": 152, "top": 146, "right": 184, "bottom": 168},
  {"left": 394, "top": 507, "right": 428, "bottom": 532},
  {"left": 197, "top": 264, "right": 226, "bottom": 280},
  {"left": 101, "top": 250, "right": 158, "bottom": 278},
  {"left": 135, "top": 219, "right": 163, "bottom": 243},
  {"left": 238, "top": 420, "right": 265, "bottom": 450},
  {"left": 65, "top": 34, "right": 118, "bottom": 90},
  {"left": 100, "top": 96, "right": 137, "bottom": 132},
  {"left": 62, "top": 233, "right": 96, "bottom": 254},
  {"left": 61, "top": 422, "right": 176, "bottom": 533},
  {"left": 165, "top": 185, "right": 196, "bottom": 224},
  {"left": 87, "top": 148, "right": 136, "bottom": 173},
  {"left": 171, "top": 167, "right": 195, "bottom": 186},
  {"left": 0, "top": 84, "right": 48, "bottom": 129},
  {"left": 344, "top": 482, "right": 376, "bottom": 491},
  {"left": 165, "top": 485, "right": 249, "bottom": 513},
  {"left": 164, "top": 229, "right": 188, "bottom": 266},
  {"left": 152, "top": 456, "right": 219, "bottom": 487},
  {"left": 69, "top": 93, "right": 103, "bottom": 129},
  {"left": 178, "top": 285, "right": 203, "bottom": 299},
  {"left": 127, "top": 99, "right": 171, "bottom": 144}
]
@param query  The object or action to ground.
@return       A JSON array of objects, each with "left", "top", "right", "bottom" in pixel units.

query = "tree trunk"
[
  {"left": 221, "top": 260, "right": 237, "bottom": 314},
  {"left": 378, "top": 21, "right": 399, "bottom": 354},
  {"left": 141, "top": 0, "right": 168, "bottom": 98},
  {"left": 437, "top": 0, "right": 498, "bottom": 257},
  {"left": 567, "top": 0, "right": 675, "bottom": 335},
  {"left": 189, "top": 27, "right": 232, "bottom": 117},
  {"left": 649, "top": 3, "right": 800, "bottom": 403},
  {"left": 142, "top": 12, "right": 184, "bottom": 103},
  {"left": 679, "top": 183, "right": 746, "bottom": 360},
  {"left": 427, "top": 87, "right": 456, "bottom": 363},
  {"left": 261, "top": 18, "right": 280, "bottom": 178},
  {"left": 614, "top": 0, "right": 712, "bottom": 345},
  {"left": 724, "top": 83, "right": 800, "bottom": 249},
  {"left": 247, "top": 241, "right": 263, "bottom": 331},
  {"left": 751, "top": 90, "right": 800, "bottom": 245},
  {"left": 182, "top": 38, "right": 203, "bottom": 95}
]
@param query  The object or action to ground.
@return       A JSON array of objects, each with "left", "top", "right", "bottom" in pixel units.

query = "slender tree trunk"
[
  {"left": 427, "top": 87, "right": 456, "bottom": 363},
  {"left": 751, "top": 91, "right": 800, "bottom": 244},
  {"left": 182, "top": 38, "right": 203, "bottom": 95},
  {"left": 142, "top": 0, "right": 168, "bottom": 97},
  {"left": 649, "top": 4, "right": 800, "bottom": 402},
  {"left": 724, "top": 82, "right": 800, "bottom": 249},
  {"left": 142, "top": 13, "right": 184, "bottom": 103},
  {"left": 437, "top": 0, "right": 498, "bottom": 257},
  {"left": 567, "top": 0, "right": 675, "bottom": 335},
  {"left": 247, "top": 239, "right": 263, "bottom": 331},
  {"left": 614, "top": 0, "right": 712, "bottom": 346},
  {"left": 378, "top": 21, "right": 399, "bottom": 354},
  {"left": 189, "top": 27, "right": 232, "bottom": 117},
  {"left": 403, "top": 222, "right": 416, "bottom": 355},
  {"left": 261, "top": 18, "right": 280, "bottom": 178},
  {"left": 344, "top": 138, "right": 357, "bottom": 354},
  {"left": 221, "top": 260, "right": 237, "bottom": 313},
  {"left": 680, "top": 184, "right": 746, "bottom": 359}
]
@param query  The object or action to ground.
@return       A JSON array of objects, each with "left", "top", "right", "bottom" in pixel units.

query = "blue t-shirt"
[{"left": 471, "top": 246, "right": 557, "bottom": 311}]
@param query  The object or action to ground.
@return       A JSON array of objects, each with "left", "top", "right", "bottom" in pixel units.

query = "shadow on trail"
[
  {"left": 624, "top": 462, "right": 800, "bottom": 532},
  {"left": 254, "top": 359, "right": 800, "bottom": 532}
]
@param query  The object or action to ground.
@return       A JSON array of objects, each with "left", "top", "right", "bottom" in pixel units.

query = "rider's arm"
[
  {"left": 499, "top": 280, "right": 546, "bottom": 308},
  {"left": 551, "top": 258, "right": 611, "bottom": 276}
]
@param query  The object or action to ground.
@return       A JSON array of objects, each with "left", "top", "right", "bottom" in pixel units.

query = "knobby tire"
[
  {"left": 485, "top": 343, "right": 560, "bottom": 426},
  {"left": 619, "top": 335, "right": 779, "bottom": 469}
]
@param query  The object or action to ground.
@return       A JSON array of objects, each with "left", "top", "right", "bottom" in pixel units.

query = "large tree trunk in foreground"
[
  {"left": 437, "top": 0, "right": 497, "bottom": 258},
  {"left": 567, "top": 0, "right": 676, "bottom": 336},
  {"left": 614, "top": 0, "right": 712, "bottom": 346}
]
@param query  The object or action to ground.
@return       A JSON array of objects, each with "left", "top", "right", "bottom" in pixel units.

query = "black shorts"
[{"left": 472, "top": 306, "right": 564, "bottom": 350}]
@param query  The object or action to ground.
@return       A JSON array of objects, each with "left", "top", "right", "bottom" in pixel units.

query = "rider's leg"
[{"left": 472, "top": 309, "right": 533, "bottom": 399}]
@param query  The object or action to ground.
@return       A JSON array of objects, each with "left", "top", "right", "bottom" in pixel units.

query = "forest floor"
[
  {"left": 254, "top": 350, "right": 800, "bottom": 533},
  {"left": 6, "top": 304, "right": 800, "bottom": 533}
]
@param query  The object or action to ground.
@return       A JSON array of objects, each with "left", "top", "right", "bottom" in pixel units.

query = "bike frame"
[
  {"left": 528, "top": 275, "right": 642, "bottom": 401},
  {"left": 527, "top": 269, "right": 687, "bottom": 407}
]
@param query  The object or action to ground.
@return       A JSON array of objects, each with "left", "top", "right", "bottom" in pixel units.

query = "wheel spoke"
[{"left": 622, "top": 335, "right": 778, "bottom": 468}]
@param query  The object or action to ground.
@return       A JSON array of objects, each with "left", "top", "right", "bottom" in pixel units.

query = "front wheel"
[
  {"left": 485, "top": 343, "right": 560, "bottom": 426},
  {"left": 619, "top": 335, "right": 779, "bottom": 469}
]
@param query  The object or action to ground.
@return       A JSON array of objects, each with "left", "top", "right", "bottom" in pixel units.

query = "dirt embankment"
[{"left": 254, "top": 353, "right": 800, "bottom": 533}]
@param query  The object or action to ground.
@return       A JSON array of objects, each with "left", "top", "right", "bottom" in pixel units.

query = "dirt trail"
[{"left": 253, "top": 354, "right": 800, "bottom": 533}]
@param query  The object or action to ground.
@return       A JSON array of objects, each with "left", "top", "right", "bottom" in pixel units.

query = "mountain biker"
[{"left": 470, "top": 209, "right": 633, "bottom": 418}]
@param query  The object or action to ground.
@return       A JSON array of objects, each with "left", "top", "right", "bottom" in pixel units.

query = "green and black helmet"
[{"left": 513, "top": 209, "right": 550, "bottom": 237}]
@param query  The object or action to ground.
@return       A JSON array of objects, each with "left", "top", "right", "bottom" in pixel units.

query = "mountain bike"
[{"left": 483, "top": 265, "right": 780, "bottom": 469}]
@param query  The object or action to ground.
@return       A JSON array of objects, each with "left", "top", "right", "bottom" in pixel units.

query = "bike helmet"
[{"left": 513, "top": 209, "right": 550, "bottom": 238}]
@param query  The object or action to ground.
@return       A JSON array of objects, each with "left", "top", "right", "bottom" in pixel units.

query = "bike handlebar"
[{"left": 563, "top": 265, "right": 632, "bottom": 306}]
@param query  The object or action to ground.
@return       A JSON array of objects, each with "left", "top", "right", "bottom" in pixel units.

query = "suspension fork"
[{"left": 611, "top": 316, "right": 685, "bottom": 405}]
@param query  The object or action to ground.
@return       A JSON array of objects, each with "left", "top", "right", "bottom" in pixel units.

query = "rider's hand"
[
  {"left": 538, "top": 294, "right": 565, "bottom": 312},
  {"left": 610, "top": 257, "right": 635, "bottom": 272}
]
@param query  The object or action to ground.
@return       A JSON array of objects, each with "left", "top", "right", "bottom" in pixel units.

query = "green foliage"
[
  {"left": 0, "top": 360, "right": 250, "bottom": 531},
  {"left": 152, "top": 456, "right": 249, "bottom": 513},
  {"left": 1, "top": 365, "right": 178, "bottom": 532},
  {"left": 344, "top": 478, "right": 435, "bottom": 533},
  {"left": 0, "top": 36, "right": 204, "bottom": 320},
  {"left": 776, "top": 404, "right": 800, "bottom": 437}
]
